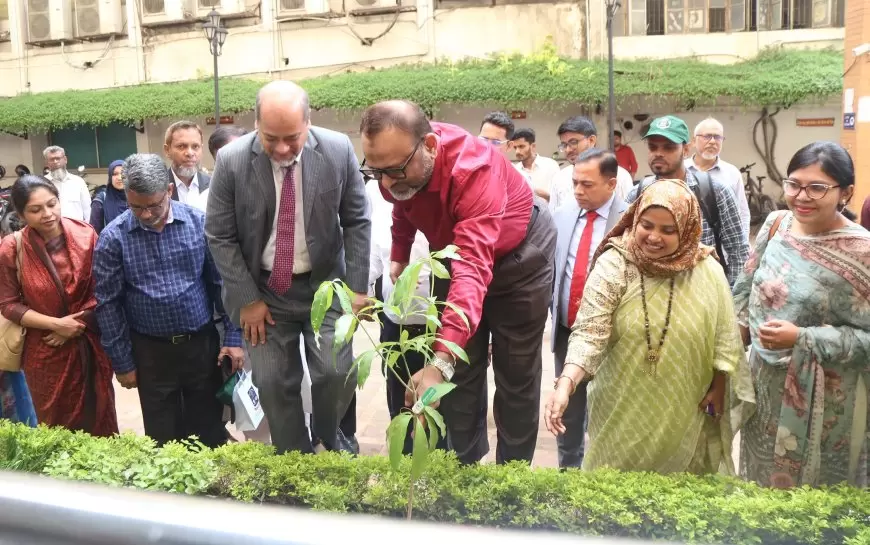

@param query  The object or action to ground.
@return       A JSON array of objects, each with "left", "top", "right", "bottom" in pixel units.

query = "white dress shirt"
[
  {"left": 549, "top": 164, "right": 633, "bottom": 213},
  {"left": 261, "top": 154, "right": 311, "bottom": 274},
  {"left": 685, "top": 156, "right": 750, "bottom": 243},
  {"left": 559, "top": 193, "right": 616, "bottom": 327},
  {"left": 190, "top": 188, "right": 209, "bottom": 213},
  {"left": 514, "top": 154, "right": 561, "bottom": 196},
  {"left": 366, "top": 180, "right": 430, "bottom": 326},
  {"left": 51, "top": 172, "right": 91, "bottom": 222},
  {"left": 172, "top": 170, "right": 200, "bottom": 205}
]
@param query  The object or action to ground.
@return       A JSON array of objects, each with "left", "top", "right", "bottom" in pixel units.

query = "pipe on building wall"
[
  {"left": 129, "top": 0, "right": 147, "bottom": 83},
  {"left": 585, "top": 0, "right": 592, "bottom": 59}
]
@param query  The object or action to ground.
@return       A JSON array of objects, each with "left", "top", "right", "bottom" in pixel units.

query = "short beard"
[
  {"left": 700, "top": 151, "right": 718, "bottom": 162},
  {"left": 388, "top": 153, "right": 433, "bottom": 201},
  {"left": 49, "top": 168, "right": 67, "bottom": 182},
  {"left": 388, "top": 185, "right": 424, "bottom": 201},
  {"left": 174, "top": 165, "right": 199, "bottom": 178}
]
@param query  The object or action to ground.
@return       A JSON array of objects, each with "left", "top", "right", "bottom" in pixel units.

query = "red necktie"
[
  {"left": 268, "top": 163, "right": 297, "bottom": 295},
  {"left": 567, "top": 210, "right": 598, "bottom": 325}
]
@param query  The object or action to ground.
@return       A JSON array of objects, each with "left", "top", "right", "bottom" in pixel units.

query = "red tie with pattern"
[
  {"left": 268, "top": 163, "right": 297, "bottom": 295},
  {"left": 567, "top": 210, "right": 598, "bottom": 325}
]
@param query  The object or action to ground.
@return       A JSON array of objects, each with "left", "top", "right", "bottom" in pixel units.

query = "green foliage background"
[
  {"left": 0, "top": 47, "right": 843, "bottom": 133},
  {"left": 1, "top": 422, "right": 869, "bottom": 545}
]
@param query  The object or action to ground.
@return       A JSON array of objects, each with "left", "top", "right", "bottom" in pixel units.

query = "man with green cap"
[{"left": 626, "top": 114, "right": 748, "bottom": 286}]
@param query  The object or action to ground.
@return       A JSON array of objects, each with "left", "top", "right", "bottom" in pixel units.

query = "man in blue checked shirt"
[{"left": 93, "top": 153, "right": 244, "bottom": 448}]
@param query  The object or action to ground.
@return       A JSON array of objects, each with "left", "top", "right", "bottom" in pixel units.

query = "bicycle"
[{"left": 740, "top": 162, "right": 777, "bottom": 227}]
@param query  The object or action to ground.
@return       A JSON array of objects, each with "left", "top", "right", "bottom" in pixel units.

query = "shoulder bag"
[{"left": 0, "top": 231, "right": 27, "bottom": 372}]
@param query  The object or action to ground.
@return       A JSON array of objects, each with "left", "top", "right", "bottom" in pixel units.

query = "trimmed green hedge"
[
  {"left": 0, "top": 47, "right": 843, "bottom": 133},
  {"left": 1, "top": 421, "right": 868, "bottom": 544}
]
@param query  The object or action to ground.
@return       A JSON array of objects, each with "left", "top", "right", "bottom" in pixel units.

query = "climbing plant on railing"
[
  {"left": 0, "top": 45, "right": 842, "bottom": 133},
  {"left": 310, "top": 244, "right": 467, "bottom": 520}
]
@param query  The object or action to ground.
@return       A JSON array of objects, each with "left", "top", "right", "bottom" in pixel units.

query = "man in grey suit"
[
  {"left": 204, "top": 81, "right": 371, "bottom": 454},
  {"left": 551, "top": 148, "right": 628, "bottom": 469}
]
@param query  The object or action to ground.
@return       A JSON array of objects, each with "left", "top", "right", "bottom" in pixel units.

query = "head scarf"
[
  {"left": 592, "top": 178, "right": 716, "bottom": 277},
  {"left": 102, "top": 160, "right": 128, "bottom": 225}
]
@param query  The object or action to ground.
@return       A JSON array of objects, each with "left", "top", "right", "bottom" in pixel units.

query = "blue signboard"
[{"left": 844, "top": 113, "right": 856, "bottom": 130}]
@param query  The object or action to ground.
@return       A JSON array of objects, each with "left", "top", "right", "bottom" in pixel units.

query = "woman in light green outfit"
[
  {"left": 545, "top": 178, "right": 755, "bottom": 474},
  {"left": 734, "top": 142, "right": 870, "bottom": 488}
]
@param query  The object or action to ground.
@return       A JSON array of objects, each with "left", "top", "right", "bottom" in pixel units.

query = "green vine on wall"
[{"left": 0, "top": 46, "right": 843, "bottom": 133}]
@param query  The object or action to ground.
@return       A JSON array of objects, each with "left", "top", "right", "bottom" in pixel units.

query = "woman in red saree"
[{"left": 0, "top": 175, "right": 117, "bottom": 436}]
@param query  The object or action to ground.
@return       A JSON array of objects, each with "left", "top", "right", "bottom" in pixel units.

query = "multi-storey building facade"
[{"left": 0, "top": 0, "right": 845, "bottom": 190}]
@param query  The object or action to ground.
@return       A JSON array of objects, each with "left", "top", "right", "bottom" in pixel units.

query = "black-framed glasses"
[
  {"left": 696, "top": 134, "right": 724, "bottom": 142},
  {"left": 359, "top": 139, "right": 423, "bottom": 181},
  {"left": 782, "top": 179, "right": 838, "bottom": 200},
  {"left": 129, "top": 193, "right": 169, "bottom": 215},
  {"left": 558, "top": 137, "right": 587, "bottom": 152}
]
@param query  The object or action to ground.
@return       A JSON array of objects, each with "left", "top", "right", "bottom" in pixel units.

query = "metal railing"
[{"left": 0, "top": 470, "right": 673, "bottom": 545}]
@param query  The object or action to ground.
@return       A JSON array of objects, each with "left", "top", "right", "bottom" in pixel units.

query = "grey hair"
[
  {"left": 693, "top": 117, "right": 724, "bottom": 136},
  {"left": 254, "top": 82, "right": 311, "bottom": 123},
  {"left": 123, "top": 153, "right": 172, "bottom": 195},
  {"left": 42, "top": 145, "right": 65, "bottom": 159}
]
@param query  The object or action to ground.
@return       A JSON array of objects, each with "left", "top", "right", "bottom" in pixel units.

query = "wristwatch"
[{"left": 428, "top": 356, "right": 455, "bottom": 381}]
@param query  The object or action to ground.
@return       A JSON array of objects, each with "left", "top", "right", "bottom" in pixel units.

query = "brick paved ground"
[{"left": 115, "top": 321, "right": 740, "bottom": 469}]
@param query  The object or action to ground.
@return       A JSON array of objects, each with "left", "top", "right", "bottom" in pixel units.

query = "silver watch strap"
[{"left": 428, "top": 356, "right": 455, "bottom": 381}]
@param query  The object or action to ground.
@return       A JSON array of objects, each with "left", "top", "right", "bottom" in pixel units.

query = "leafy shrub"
[
  {"left": 0, "top": 47, "right": 843, "bottom": 132},
  {"left": 1, "top": 421, "right": 868, "bottom": 544}
]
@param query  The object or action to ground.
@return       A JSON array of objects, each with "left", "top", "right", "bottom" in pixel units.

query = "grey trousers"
[
  {"left": 248, "top": 271, "right": 355, "bottom": 454},
  {"left": 553, "top": 324, "right": 588, "bottom": 468}
]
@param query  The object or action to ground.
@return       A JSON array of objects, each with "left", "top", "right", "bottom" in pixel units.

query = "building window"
[
  {"left": 436, "top": 0, "right": 555, "bottom": 6},
  {"left": 49, "top": 123, "right": 138, "bottom": 169},
  {"left": 756, "top": 0, "right": 844, "bottom": 29},
  {"left": 619, "top": 0, "right": 841, "bottom": 34},
  {"left": 0, "top": 0, "right": 9, "bottom": 40}
]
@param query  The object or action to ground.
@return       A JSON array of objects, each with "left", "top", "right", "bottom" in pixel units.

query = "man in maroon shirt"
[
  {"left": 359, "top": 100, "right": 557, "bottom": 464},
  {"left": 613, "top": 130, "right": 638, "bottom": 180}
]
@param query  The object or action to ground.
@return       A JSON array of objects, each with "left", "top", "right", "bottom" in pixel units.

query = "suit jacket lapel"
[
  {"left": 605, "top": 198, "right": 628, "bottom": 232},
  {"left": 251, "top": 136, "right": 277, "bottom": 226},
  {"left": 301, "top": 131, "right": 323, "bottom": 228},
  {"left": 168, "top": 167, "right": 179, "bottom": 201},
  {"left": 556, "top": 204, "right": 581, "bottom": 278}
]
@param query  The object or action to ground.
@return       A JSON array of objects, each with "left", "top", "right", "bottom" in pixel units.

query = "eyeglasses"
[
  {"left": 129, "top": 194, "right": 168, "bottom": 215},
  {"left": 359, "top": 139, "right": 422, "bottom": 181},
  {"left": 558, "top": 138, "right": 587, "bottom": 151},
  {"left": 782, "top": 179, "right": 838, "bottom": 200},
  {"left": 696, "top": 134, "right": 724, "bottom": 142},
  {"left": 478, "top": 136, "right": 508, "bottom": 146}
]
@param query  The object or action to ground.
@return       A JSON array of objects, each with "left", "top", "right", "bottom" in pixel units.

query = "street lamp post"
[
  {"left": 202, "top": 10, "right": 228, "bottom": 127},
  {"left": 604, "top": 0, "right": 620, "bottom": 151}
]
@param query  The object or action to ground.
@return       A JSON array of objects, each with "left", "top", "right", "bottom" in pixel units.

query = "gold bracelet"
[{"left": 554, "top": 375, "right": 577, "bottom": 395}]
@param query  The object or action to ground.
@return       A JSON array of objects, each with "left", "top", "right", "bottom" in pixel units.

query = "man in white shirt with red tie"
[{"left": 550, "top": 148, "right": 628, "bottom": 469}]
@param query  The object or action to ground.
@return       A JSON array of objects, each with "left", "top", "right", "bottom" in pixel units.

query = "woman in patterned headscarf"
[{"left": 544, "top": 178, "right": 755, "bottom": 474}]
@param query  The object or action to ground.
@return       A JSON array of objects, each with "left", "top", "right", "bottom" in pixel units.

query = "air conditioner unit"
[
  {"left": 197, "top": 0, "right": 248, "bottom": 17},
  {"left": 141, "top": 0, "right": 195, "bottom": 24},
  {"left": 348, "top": 0, "right": 398, "bottom": 8},
  {"left": 27, "top": 0, "right": 73, "bottom": 43},
  {"left": 277, "top": 0, "right": 327, "bottom": 15},
  {"left": 74, "top": 0, "right": 124, "bottom": 37}
]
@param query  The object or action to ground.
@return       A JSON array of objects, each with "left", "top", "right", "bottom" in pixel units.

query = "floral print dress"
[{"left": 734, "top": 211, "right": 870, "bottom": 488}]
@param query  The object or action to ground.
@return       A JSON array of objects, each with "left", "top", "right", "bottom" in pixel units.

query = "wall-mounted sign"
[
  {"left": 795, "top": 117, "right": 835, "bottom": 127},
  {"left": 206, "top": 116, "right": 235, "bottom": 125},
  {"left": 510, "top": 111, "right": 527, "bottom": 120},
  {"left": 844, "top": 113, "right": 856, "bottom": 130}
]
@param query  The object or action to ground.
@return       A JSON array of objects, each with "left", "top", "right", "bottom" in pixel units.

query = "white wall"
[{"left": 0, "top": 1, "right": 587, "bottom": 97}]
